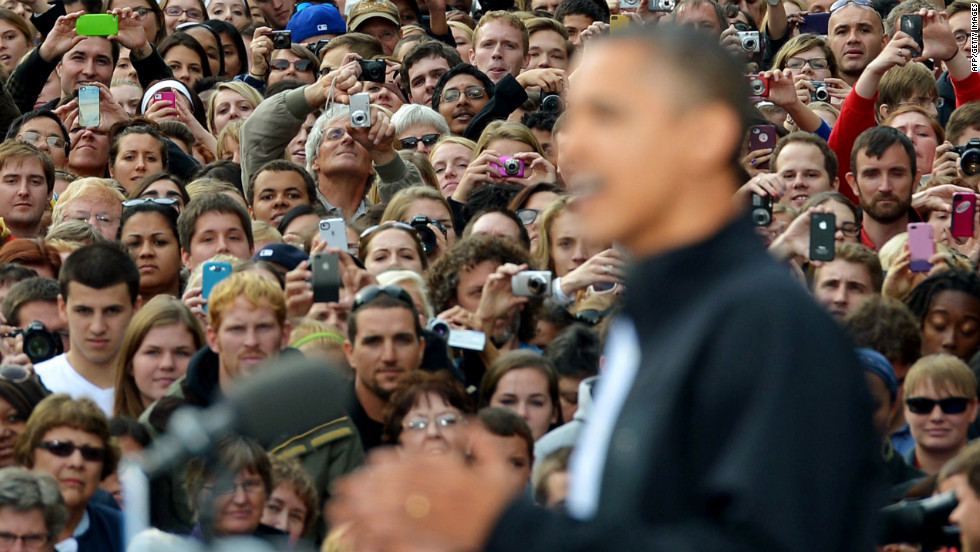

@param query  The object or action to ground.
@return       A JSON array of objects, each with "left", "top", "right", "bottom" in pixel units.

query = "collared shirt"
[
  {"left": 317, "top": 191, "right": 369, "bottom": 221},
  {"left": 859, "top": 207, "right": 923, "bottom": 251}
]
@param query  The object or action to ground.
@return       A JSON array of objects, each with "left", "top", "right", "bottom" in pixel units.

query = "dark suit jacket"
[{"left": 484, "top": 214, "right": 882, "bottom": 552}]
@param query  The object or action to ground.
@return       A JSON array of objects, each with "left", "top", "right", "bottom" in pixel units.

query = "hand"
[
  {"left": 785, "top": 11, "right": 804, "bottom": 29},
  {"left": 881, "top": 244, "right": 945, "bottom": 299},
  {"left": 794, "top": 75, "right": 814, "bottom": 105},
  {"left": 39, "top": 11, "right": 84, "bottom": 63},
  {"left": 437, "top": 305, "right": 476, "bottom": 330},
  {"left": 91, "top": 81, "right": 130, "bottom": 128},
  {"left": 181, "top": 286, "right": 208, "bottom": 328},
  {"left": 560, "top": 249, "right": 628, "bottom": 296},
  {"left": 248, "top": 26, "right": 273, "bottom": 78},
  {"left": 741, "top": 147, "right": 774, "bottom": 177},
  {"left": 473, "top": 263, "right": 528, "bottom": 333},
  {"left": 767, "top": 205, "right": 832, "bottom": 262},
  {"left": 347, "top": 105, "right": 396, "bottom": 164},
  {"left": 579, "top": 21, "right": 609, "bottom": 46},
  {"left": 720, "top": 25, "right": 743, "bottom": 57},
  {"left": 823, "top": 78, "right": 851, "bottom": 105},
  {"left": 932, "top": 141, "right": 960, "bottom": 179},
  {"left": 506, "top": 152, "right": 557, "bottom": 186},
  {"left": 53, "top": 98, "right": 78, "bottom": 128},
  {"left": 108, "top": 8, "right": 149, "bottom": 53},
  {"left": 305, "top": 60, "right": 360, "bottom": 107},
  {"left": 285, "top": 260, "right": 314, "bottom": 318},
  {"left": 912, "top": 183, "right": 974, "bottom": 213},
  {"left": 515, "top": 68, "right": 566, "bottom": 93},
  {"left": 950, "top": 204, "right": 980, "bottom": 263},
  {"left": 764, "top": 69, "right": 802, "bottom": 109},
  {"left": 867, "top": 32, "right": 917, "bottom": 75},
  {"left": 919, "top": 9, "right": 957, "bottom": 62},
  {"left": 142, "top": 94, "right": 179, "bottom": 122},
  {"left": 734, "top": 173, "right": 785, "bottom": 207},
  {"left": 452, "top": 150, "right": 501, "bottom": 203}
]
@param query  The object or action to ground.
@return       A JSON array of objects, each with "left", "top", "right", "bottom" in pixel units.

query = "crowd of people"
[{"left": 0, "top": 0, "right": 970, "bottom": 548}]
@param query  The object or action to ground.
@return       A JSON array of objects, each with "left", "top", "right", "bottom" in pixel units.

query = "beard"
[
  {"left": 490, "top": 312, "right": 522, "bottom": 348},
  {"left": 859, "top": 191, "right": 911, "bottom": 224}
]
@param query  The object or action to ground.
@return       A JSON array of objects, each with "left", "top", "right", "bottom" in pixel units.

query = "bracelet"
[{"left": 944, "top": 50, "right": 958, "bottom": 62}]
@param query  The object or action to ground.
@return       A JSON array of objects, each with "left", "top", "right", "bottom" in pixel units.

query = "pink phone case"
[
  {"left": 951, "top": 192, "right": 975, "bottom": 238},
  {"left": 907, "top": 223, "right": 934, "bottom": 272}
]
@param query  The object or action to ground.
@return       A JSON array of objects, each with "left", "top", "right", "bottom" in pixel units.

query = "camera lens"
[
  {"left": 742, "top": 37, "right": 757, "bottom": 51},
  {"left": 427, "top": 318, "right": 450, "bottom": 338},
  {"left": 961, "top": 150, "right": 980, "bottom": 176},
  {"left": 749, "top": 77, "right": 765, "bottom": 95},
  {"left": 814, "top": 87, "right": 830, "bottom": 102},
  {"left": 752, "top": 209, "right": 771, "bottom": 227},
  {"left": 503, "top": 158, "right": 521, "bottom": 176},
  {"left": 541, "top": 94, "right": 563, "bottom": 113},
  {"left": 351, "top": 110, "right": 368, "bottom": 126},
  {"left": 23, "top": 333, "right": 54, "bottom": 363}
]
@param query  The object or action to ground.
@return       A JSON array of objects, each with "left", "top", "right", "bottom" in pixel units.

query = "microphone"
[{"left": 140, "top": 357, "right": 349, "bottom": 478}]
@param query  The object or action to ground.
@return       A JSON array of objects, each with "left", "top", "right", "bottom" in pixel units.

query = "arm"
[
  {"left": 0, "top": 81, "right": 22, "bottom": 131},
  {"left": 110, "top": 8, "right": 173, "bottom": 88},
  {"left": 239, "top": 86, "right": 314, "bottom": 196},
  {"left": 373, "top": 154, "right": 424, "bottom": 203},
  {"left": 7, "top": 49, "right": 59, "bottom": 114},
  {"left": 763, "top": 0, "right": 788, "bottom": 41}
]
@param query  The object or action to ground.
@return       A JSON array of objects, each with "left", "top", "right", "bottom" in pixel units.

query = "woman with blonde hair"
[
  {"left": 455, "top": 121, "right": 556, "bottom": 203},
  {"left": 206, "top": 81, "right": 262, "bottom": 135},
  {"left": 113, "top": 295, "right": 205, "bottom": 418},
  {"left": 428, "top": 135, "right": 476, "bottom": 198},
  {"left": 381, "top": 186, "right": 457, "bottom": 247}
]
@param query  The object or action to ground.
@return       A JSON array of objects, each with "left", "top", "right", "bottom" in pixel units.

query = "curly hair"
[{"left": 905, "top": 268, "right": 980, "bottom": 323}]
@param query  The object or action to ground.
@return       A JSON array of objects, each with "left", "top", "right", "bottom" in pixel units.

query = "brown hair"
[
  {"left": 478, "top": 349, "right": 561, "bottom": 421},
  {"left": 812, "top": 242, "right": 883, "bottom": 292},
  {"left": 0, "top": 239, "right": 62, "bottom": 278},
  {"left": 14, "top": 394, "right": 120, "bottom": 479},
  {"left": 184, "top": 436, "right": 271, "bottom": 519},
  {"left": 269, "top": 456, "right": 318, "bottom": 536},
  {"left": 770, "top": 33, "right": 838, "bottom": 78},
  {"left": 945, "top": 101, "right": 980, "bottom": 146},
  {"left": 877, "top": 65, "right": 940, "bottom": 123},
  {"left": 381, "top": 371, "right": 474, "bottom": 445}
]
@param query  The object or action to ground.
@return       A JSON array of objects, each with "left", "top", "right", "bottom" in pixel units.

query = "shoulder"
[
  {"left": 269, "top": 415, "right": 362, "bottom": 460},
  {"left": 34, "top": 353, "right": 69, "bottom": 376}
]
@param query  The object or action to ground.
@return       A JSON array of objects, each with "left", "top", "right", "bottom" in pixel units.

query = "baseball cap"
[
  {"left": 254, "top": 243, "right": 309, "bottom": 271},
  {"left": 348, "top": 0, "right": 400, "bottom": 32},
  {"left": 287, "top": 3, "right": 346, "bottom": 42}
]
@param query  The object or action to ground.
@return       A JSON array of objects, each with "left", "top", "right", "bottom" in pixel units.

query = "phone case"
[
  {"left": 153, "top": 91, "right": 176, "bottom": 109},
  {"left": 748, "top": 125, "right": 777, "bottom": 170},
  {"left": 952, "top": 192, "right": 976, "bottom": 238},
  {"left": 798, "top": 12, "right": 829, "bottom": 35},
  {"left": 76, "top": 14, "right": 118, "bottom": 36},
  {"left": 908, "top": 223, "right": 934, "bottom": 272},
  {"left": 900, "top": 14, "right": 923, "bottom": 53},
  {"left": 609, "top": 14, "right": 629, "bottom": 33},
  {"left": 809, "top": 212, "right": 835, "bottom": 261},
  {"left": 312, "top": 252, "right": 340, "bottom": 303},
  {"left": 77, "top": 85, "right": 100, "bottom": 128},
  {"left": 318, "top": 217, "right": 346, "bottom": 250},
  {"left": 201, "top": 261, "right": 232, "bottom": 309}
]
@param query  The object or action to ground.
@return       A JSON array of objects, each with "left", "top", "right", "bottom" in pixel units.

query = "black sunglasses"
[
  {"left": 0, "top": 365, "right": 31, "bottom": 384},
  {"left": 37, "top": 440, "right": 106, "bottom": 462},
  {"left": 905, "top": 396, "right": 972, "bottom": 415},
  {"left": 271, "top": 58, "right": 313, "bottom": 71},
  {"left": 352, "top": 285, "right": 414, "bottom": 312},
  {"left": 399, "top": 133, "right": 441, "bottom": 150},
  {"left": 122, "top": 197, "right": 179, "bottom": 208}
]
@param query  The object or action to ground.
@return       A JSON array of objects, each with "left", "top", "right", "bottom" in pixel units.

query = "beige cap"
[{"left": 348, "top": 0, "right": 400, "bottom": 31}]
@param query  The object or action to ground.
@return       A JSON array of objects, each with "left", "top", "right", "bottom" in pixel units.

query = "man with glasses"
[
  {"left": 343, "top": 285, "right": 425, "bottom": 451},
  {"left": 7, "top": 111, "right": 70, "bottom": 170},
  {"left": 0, "top": 468, "right": 66, "bottom": 552},
  {"left": 902, "top": 354, "right": 978, "bottom": 474},
  {"left": 0, "top": 141, "right": 53, "bottom": 239},
  {"left": 811, "top": 242, "right": 882, "bottom": 319},
  {"left": 432, "top": 64, "right": 494, "bottom": 136},
  {"left": 35, "top": 244, "right": 141, "bottom": 416}
]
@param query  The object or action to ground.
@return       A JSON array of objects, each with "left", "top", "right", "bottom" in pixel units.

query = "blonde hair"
[
  {"left": 532, "top": 195, "right": 572, "bottom": 273},
  {"left": 904, "top": 353, "right": 979, "bottom": 399},
  {"left": 208, "top": 271, "right": 286, "bottom": 330},
  {"left": 216, "top": 119, "right": 244, "bottom": 161},
  {"left": 51, "top": 178, "right": 125, "bottom": 226},
  {"left": 206, "top": 82, "right": 262, "bottom": 134},
  {"left": 381, "top": 186, "right": 452, "bottom": 226},
  {"left": 251, "top": 219, "right": 283, "bottom": 246},
  {"left": 376, "top": 268, "right": 433, "bottom": 318},
  {"left": 474, "top": 120, "right": 545, "bottom": 158},
  {"left": 447, "top": 21, "right": 473, "bottom": 41},
  {"left": 428, "top": 135, "right": 476, "bottom": 163}
]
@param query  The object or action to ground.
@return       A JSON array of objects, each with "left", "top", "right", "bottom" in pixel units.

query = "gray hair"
[
  {"left": 391, "top": 104, "right": 450, "bottom": 137},
  {"left": 0, "top": 467, "right": 67, "bottom": 540},
  {"left": 376, "top": 268, "right": 433, "bottom": 319},
  {"left": 305, "top": 103, "right": 352, "bottom": 175}
]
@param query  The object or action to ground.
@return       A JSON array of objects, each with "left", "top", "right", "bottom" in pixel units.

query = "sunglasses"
[
  {"left": 37, "top": 440, "right": 106, "bottom": 462},
  {"left": 399, "top": 133, "right": 441, "bottom": 150},
  {"left": 352, "top": 284, "right": 414, "bottom": 312},
  {"left": 271, "top": 58, "right": 313, "bottom": 71},
  {"left": 516, "top": 208, "right": 539, "bottom": 225},
  {"left": 905, "top": 396, "right": 973, "bottom": 415},
  {"left": 829, "top": 0, "right": 877, "bottom": 13},
  {"left": 0, "top": 365, "right": 31, "bottom": 384},
  {"left": 440, "top": 85, "right": 485, "bottom": 103},
  {"left": 122, "top": 197, "right": 179, "bottom": 208}
]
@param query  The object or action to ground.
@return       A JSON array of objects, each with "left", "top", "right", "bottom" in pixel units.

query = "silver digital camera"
[
  {"left": 349, "top": 92, "right": 371, "bottom": 128},
  {"left": 512, "top": 270, "right": 552, "bottom": 297},
  {"left": 737, "top": 31, "right": 761, "bottom": 52}
]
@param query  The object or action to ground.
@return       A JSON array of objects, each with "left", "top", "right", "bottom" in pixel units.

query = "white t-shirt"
[{"left": 35, "top": 354, "right": 115, "bottom": 416}]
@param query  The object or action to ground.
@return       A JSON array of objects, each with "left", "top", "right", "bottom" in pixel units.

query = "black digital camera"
[
  {"left": 751, "top": 193, "right": 773, "bottom": 227},
  {"left": 810, "top": 81, "right": 830, "bottom": 102},
  {"left": 271, "top": 30, "right": 291, "bottom": 49},
  {"left": 540, "top": 92, "right": 564, "bottom": 113},
  {"left": 3, "top": 321, "right": 63, "bottom": 364},
  {"left": 358, "top": 59, "right": 386, "bottom": 83},
  {"left": 952, "top": 138, "right": 980, "bottom": 176},
  {"left": 410, "top": 215, "right": 447, "bottom": 254}
]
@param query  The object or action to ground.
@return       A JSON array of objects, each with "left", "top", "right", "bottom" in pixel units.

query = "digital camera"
[
  {"left": 952, "top": 138, "right": 980, "bottom": 176},
  {"left": 493, "top": 156, "right": 525, "bottom": 178},
  {"left": 349, "top": 92, "right": 371, "bottom": 128},
  {"left": 746, "top": 74, "right": 769, "bottom": 97},
  {"left": 271, "top": 30, "right": 292, "bottom": 49},
  {"left": 810, "top": 81, "right": 830, "bottom": 102},
  {"left": 3, "top": 321, "right": 63, "bottom": 364},
  {"left": 751, "top": 193, "right": 773, "bottom": 227},
  {"left": 426, "top": 317, "right": 450, "bottom": 338},
  {"left": 540, "top": 92, "right": 564, "bottom": 113},
  {"left": 737, "top": 30, "right": 761, "bottom": 52},
  {"left": 358, "top": 59, "right": 387, "bottom": 83},
  {"left": 410, "top": 215, "right": 447, "bottom": 254},
  {"left": 512, "top": 270, "right": 552, "bottom": 297},
  {"left": 649, "top": 0, "right": 675, "bottom": 11}
]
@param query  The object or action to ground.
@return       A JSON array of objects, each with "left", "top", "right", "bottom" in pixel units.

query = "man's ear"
[
  {"left": 206, "top": 325, "right": 220, "bottom": 353},
  {"left": 877, "top": 103, "right": 890, "bottom": 121},
  {"left": 57, "top": 293, "right": 67, "bottom": 323},
  {"left": 845, "top": 171, "right": 858, "bottom": 198},
  {"left": 832, "top": 176, "right": 840, "bottom": 191},
  {"left": 181, "top": 248, "right": 192, "bottom": 269},
  {"left": 468, "top": 48, "right": 477, "bottom": 65}
]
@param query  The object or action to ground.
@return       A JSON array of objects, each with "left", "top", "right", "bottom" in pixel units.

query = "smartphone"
[
  {"left": 748, "top": 125, "right": 777, "bottom": 170},
  {"left": 201, "top": 261, "right": 233, "bottom": 310},
  {"left": 907, "top": 222, "right": 934, "bottom": 272},
  {"left": 153, "top": 91, "right": 175, "bottom": 110},
  {"left": 809, "top": 212, "right": 836, "bottom": 261},
  {"left": 76, "top": 13, "right": 118, "bottom": 36},
  {"left": 318, "top": 217, "right": 346, "bottom": 250},
  {"left": 609, "top": 14, "right": 629, "bottom": 33},
  {"left": 798, "top": 12, "right": 830, "bottom": 35},
  {"left": 952, "top": 192, "right": 976, "bottom": 238},
  {"left": 311, "top": 252, "right": 340, "bottom": 303},
  {"left": 900, "top": 13, "right": 923, "bottom": 55},
  {"left": 77, "top": 85, "right": 100, "bottom": 128}
]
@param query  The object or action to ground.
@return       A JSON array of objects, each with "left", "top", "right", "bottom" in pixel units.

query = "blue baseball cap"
[
  {"left": 254, "top": 243, "right": 309, "bottom": 271},
  {"left": 287, "top": 3, "right": 346, "bottom": 43}
]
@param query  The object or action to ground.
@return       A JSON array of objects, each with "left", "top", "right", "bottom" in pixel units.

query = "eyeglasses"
[
  {"left": 838, "top": 221, "right": 860, "bottom": 237},
  {"left": 785, "top": 57, "right": 830, "bottom": 70},
  {"left": 897, "top": 97, "right": 943, "bottom": 110},
  {"left": 123, "top": 197, "right": 179, "bottom": 208},
  {"left": 37, "top": 440, "right": 106, "bottom": 462},
  {"left": 204, "top": 478, "right": 266, "bottom": 496},
  {"left": 19, "top": 131, "right": 66, "bottom": 149},
  {"left": 440, "top": 85, "right": 485, "bottom": 103},
  {"left": 270, "top": 58, "right": 314, "bottom": 71},
  {"left": 399, "top": 133, "right": 441, "bottom": 149},
  {"left": 404, "top": 412, "right": 463, "bottom": 431},
  {"left": 0, "top": 532, "right": 49, "bottom": 551},
  {"left": 322, "top": 127, "right": 350, "bottom": 141},
  {"left": 131, "top": 6, "right": 151, "bottom": 17},
  {"left": 516, "top": 208, "right": 539, "bottom": 225},
  {"left": 351, "top": 284, "right": 414, "bottom": 312},
  {"left": 67, "top": 211, "right": 116, "bottom": 225},
  {"left": 905, "top": 396, "right": 973, "bottom": 415},
  {"left": 164, "top": 6, "right": 204, "bottom": 18},
  {"left": 955, "top": 32, "right": 970, "bottom": 45}
]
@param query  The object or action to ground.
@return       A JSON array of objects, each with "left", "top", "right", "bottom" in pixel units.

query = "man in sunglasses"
[
  {"left": 343, "top": 285, "right": 425, "bottom": 452},
  {"left": 902, "top": 354, "right": 978, "bottom": 475},
  {"left": 0, "top": 141, "right": 54, "bottom": 239}
]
